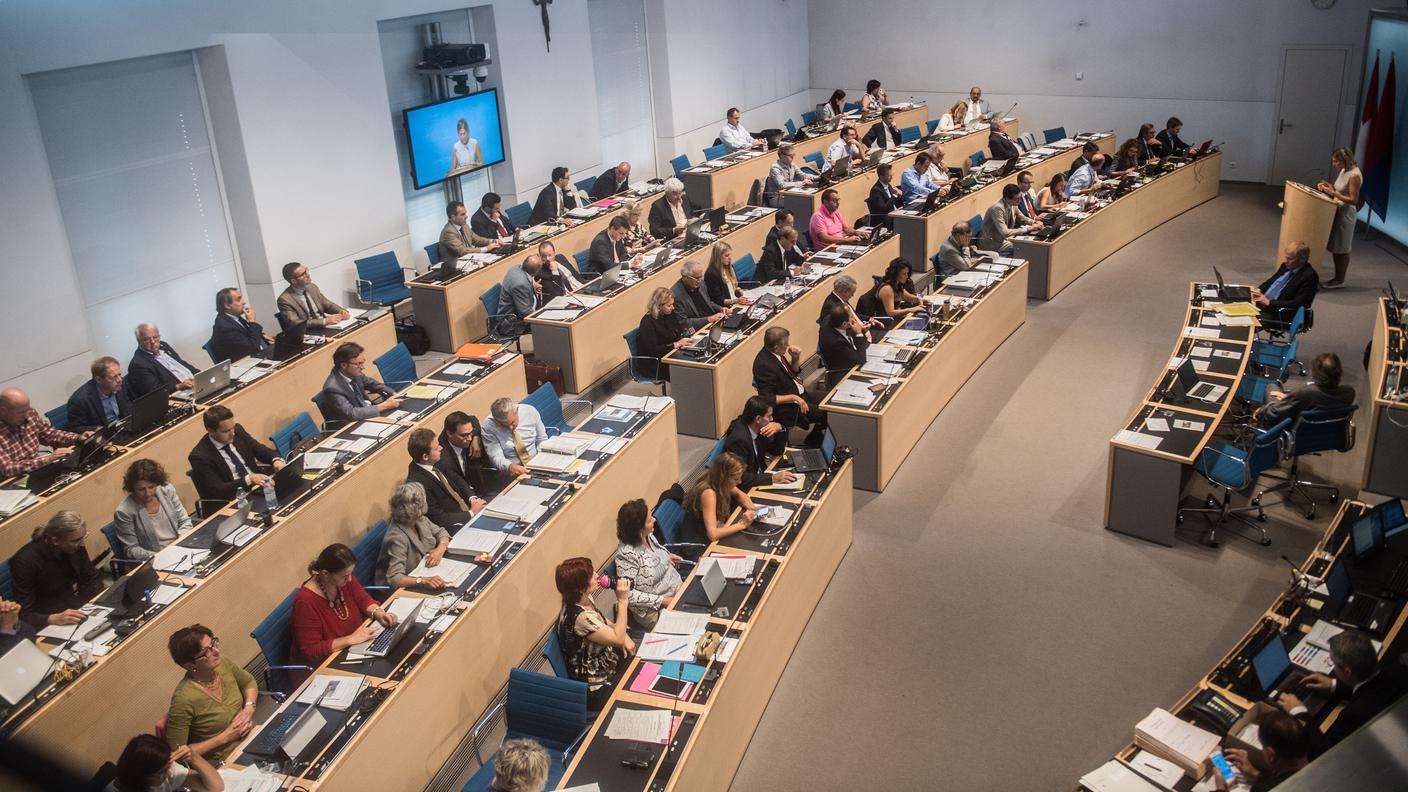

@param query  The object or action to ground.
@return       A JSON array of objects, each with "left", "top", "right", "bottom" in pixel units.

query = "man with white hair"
[
  {"left": 480, "top": 396, "right": 548, "bottom": 477},
  {"left": 670, "top": 260, "right": 727, "bottom": 330},
  {"left": 589, "top": 161, "right": 632, "bottom": 201},
  {"left": 648, "top": 177, "right": 700, "bottom": 240},
  {"left": 127, "top": 323, "right": 199, "bottom": 398}
]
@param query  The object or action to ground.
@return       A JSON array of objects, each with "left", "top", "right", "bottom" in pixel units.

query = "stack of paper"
[
  {"left": 527, "top": 451, "right": 578, "bottom": 472},
  {"left": 1133, "top": 707, "right": 1218, "bottom": 778},
  {"left": 441, "top": 361, "right": 483, "bottom": 377},
  {"left": 350, "top": 421, "right": 398, "bottom": 439},
  {"left": 1114, "top": 429, "right": 1162, "bottom": 450},
  {"left": 303, "top": 450, "right": 339, "bottom": 471},
  {"left": 404, "top": 384, "right": 453, "bottom": 400},
  {"left": 541, "top": 434, "right": 593, "bottom": 455},
  {"left": 604, "top": 708, "right": 672, "bottom": 742},
  {"left": 705, "top": 554, "right": 755, "bottom": 579},
  {"left": 756, "top": 505, "right": 795, "bottom": 526},
  {"left": 320, "top": 437, "right": 375, "bottom": 455},
  {"left": 831, "top": 380, "right": 878, "bottom": 407},
  {"left": 323, "top": 309, "right": 368, "bottom": 330},
  {"left": 447, "top": 527, "right": 507, "bottom": 555},
  {"left": 409, "top": 556, "right": 473, "bottom": 587},
  {"left": 0, "top": 490, "right": 38, "bottom": 517},
  {"left": 653, "top": 610, "right": 709, "bottom": 635},
  {"left": 637, "top": 633, "right": 697, "bottom": 662},
  {"left": 536, "top": 309, "right": 581, "bottom": 321},
  {"left": 1077, "top": 760, "right": 1163, "bottom": 792},
  {"left": 153, "top": 545, "right": 210, "bottom": 573},
  {"left": 39, "top": 605, "right": 113, "bottom": 641},
  {"left": 296, "top": 674, "right": 365, "bottom": 711},
  {"left": 884, "top": 329, "right": 927, "bottom": 345},
  {"left": 945, "top": 271, "right": 999, "bottom": 289},
  {"left": 860, "top": 360, "right": 902, "bottom": 377},
  {"left": 217, "top": 767, "right": 284, "bottom": 792}
]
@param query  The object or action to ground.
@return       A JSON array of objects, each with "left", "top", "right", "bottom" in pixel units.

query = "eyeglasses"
[{"left": 195, "top": 637, "right": 221, "bottom": 661}]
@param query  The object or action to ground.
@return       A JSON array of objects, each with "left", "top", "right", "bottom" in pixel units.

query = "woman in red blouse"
[{"left": 291, "top": 544, "right": 397, "bottom": 667}]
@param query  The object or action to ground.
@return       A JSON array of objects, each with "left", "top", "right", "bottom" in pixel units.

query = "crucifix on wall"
[{"left": 532, "top": 0, "right": 553, "bottom": 51}]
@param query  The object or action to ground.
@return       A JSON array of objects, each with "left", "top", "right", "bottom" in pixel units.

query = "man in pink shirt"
[{"left": 808, "top": 189, "right": 865, "bottom": 246}]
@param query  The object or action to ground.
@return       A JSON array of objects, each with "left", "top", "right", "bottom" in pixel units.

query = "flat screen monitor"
[
  {"left": 1376, "top": 498, "right": 1406, "bottom": 538},
  {"left": 1323, "top": 560, "right": 1351, "bottom": 616},
  {"left": 1352, "top": 512, "right": 1385, "bottom": 561},
  {"left": 404, "top": 89, "right": 506, "bottom": 190},
  {"left": 1250, "top": 633, "right": 1292, "bottom": 694}
]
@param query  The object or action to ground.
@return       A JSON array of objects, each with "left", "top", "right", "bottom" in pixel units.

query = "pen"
[
  {"left": 643, "top": 638, "right": 668, "bottom": 646},
  {"left": 668, "top": 642, "right": 689, "bottom": 655}
]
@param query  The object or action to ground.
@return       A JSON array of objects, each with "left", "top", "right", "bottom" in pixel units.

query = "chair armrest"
[
  {"left": 563, "top": 723, "right": 593, "bottom": 763},
  {"left": 470, "top": 701, "right": 508, "bottom": 764},
  {"left": 664, "top": 542, "right": 708, "bottom": 552},
  {"left": 628, "top": 355, "right": 663, "bottom": 380}
]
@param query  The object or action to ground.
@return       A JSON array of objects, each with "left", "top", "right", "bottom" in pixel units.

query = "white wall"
[
  {"left": 808, "top": 0, "right": 1376, "bottom": 184},
  {"left": 647, "top": 0, "right": 810, "bottom": 176},
  {"left": 0, "top": 0, "right": 609, "bottom": 408}
]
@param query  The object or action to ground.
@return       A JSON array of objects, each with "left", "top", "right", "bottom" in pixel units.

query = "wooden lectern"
[{"left": 1278, "top": 180, "right": 1339, "bottom": 272}]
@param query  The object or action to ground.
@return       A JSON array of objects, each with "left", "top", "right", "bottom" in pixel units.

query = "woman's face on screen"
[{"left": 458, "top": 127, "right": 469, "bottom": 144}]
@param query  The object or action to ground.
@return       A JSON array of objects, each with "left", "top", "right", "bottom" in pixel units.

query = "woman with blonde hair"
[
  {"left": 487, "top": 738, "right": 551, "bottom": 792},
  {"left": 681, "top": 452, "right": 757, "bottom": 545},
  {"left": 940, "top": 99, "right": 969, "bottom": 132},
  {"left": 634, "top": 286, "right": 690, "bottom": 381},
  {"left": 704, "top": 240, "right": 751, "bottom": 308},
  {"left": 1316, "top": 147, "right": 1361, "bottom": 288},
  {"left": 623, "top": 200, "right": 653, "bottom": 252}
]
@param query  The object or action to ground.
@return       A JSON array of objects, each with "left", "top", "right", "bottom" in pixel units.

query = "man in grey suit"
[
  {"left": 277, "top": 262, "right": 349, "bottom": 331},
  {"left": 439, "top": 200, "right": 503, "bottom": 264},
  {"left": 494, "top": 254, "right": 544, "bottom": 341},
  {"left": 935, "top": 221, "right": 980, "bottom": 278},
  {"left": 318, "top": 342, "right": 402, "bottom": 426},
  {"left": 670, "top": 260, "right": 727, "bottom": 330},
  {"left": 981, "top": 184, "right": 1042, "bottom": 252}
]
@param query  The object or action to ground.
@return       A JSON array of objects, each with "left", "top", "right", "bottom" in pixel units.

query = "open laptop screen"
[{"left": 1250, "top": 633, "right": 1292, "bottom": 694}]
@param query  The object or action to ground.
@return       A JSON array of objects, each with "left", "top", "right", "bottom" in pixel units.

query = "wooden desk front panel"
[
  {"left": 893, "top": 133, "right": 1112, "bottom": 270},
  {"left": 11, "top": 357, "right": 524, "bottom": 773},
  {"left": 0, "top": 315, "right": 396, "bottom": 560},
  {"left": 670, "top": 235, "right": 898, "bottom": 438},
  {"left": 668, "top": 462, "right": 853, "bottom": 791},
  {"left": 529, "top": 216, "right": 774, "bottom": 394},
  {"left": 309, "top": 404, "right": 681, "bottom": 791},
  {"left": 410, "top": 196, "right": 664, "bottom": 352},
  {"left": 1363, "top": 300, "right": 1408, "bottom": 497}
]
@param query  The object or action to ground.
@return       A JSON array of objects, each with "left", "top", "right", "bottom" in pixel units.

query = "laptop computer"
[
  {"left": 96, "top": 559, "right": 161, "bottom": 618},
  {"left": 1033, "top": 212, "right": 1071, "bottom": 240},
  {"left": 264, "top": 322, "right": 308, "bottom": 363},
  {"left": 117, "top": 387, "right": 172, "bottom": 441},
  {"left": 684, "top": 558, "right": 728, "bottom": 607},
  {"left": 681, "top": 218, "right": 706, "bottom": 248},
  {"left": 1250, "top": 632, "right": 1312, "bottom": 705},
  {"left": 788, "top": 427, "right": 836, "bottom": 474},
  {"left": 580, "top": 265, "right": 622, "bottom": 295},
  {"left": 1324, "top": 559, "right": 1394, "bottom": 636},
  {"left": 1212, "top": 267, "right": 1252, "bottom": 302},
  {"left": 866, "top": 148, "right": 885, "bottom": 168},
  {"left": 0, "top": 639, "right": 53, "bottom": 706},
  {"left": 26, "top": 424, "right": 119, "bottom": 492},
  {"left": 256, "top": 457, "right": 307, "bottom": 509},
  {"left": 205, "top": 505, "right": 253, "bottom": 551},
  {"left": 1351, "top": 509, "right": 1386, "bottom": 563},
  {"left": 706, "top": 206, "right": 727, "bottom": 232},
  {"left": 173, "top": 361, "right": 232, "bottom": 402},
  {"left": 362, "top": 599, "right": 424, "bottom": 657},
  {"left": 1174, "top": 358, "right": 1229, "bottom": 403},
  {"left": 1190, "top": 139, "right": 1214, "bottom": 158},
  {"left": 992, "top": 156, "right": 1019, "bottom": 178}
]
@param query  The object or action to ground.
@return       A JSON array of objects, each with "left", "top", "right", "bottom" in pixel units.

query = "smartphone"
[
  {"left": 755, "top": 506, "right": 771, "bottom": 518},
  {"left": 1209, "top": 752, "right": 1235, "bottom": 782}
]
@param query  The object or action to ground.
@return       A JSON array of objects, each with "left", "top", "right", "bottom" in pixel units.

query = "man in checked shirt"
[{"left": 0, "top": 388, "right": 91, "bottom": 477}]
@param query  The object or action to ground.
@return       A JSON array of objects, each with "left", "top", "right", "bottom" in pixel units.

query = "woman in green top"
[{"left": 165, "top": 624, "right": 257, "bottom": 761}]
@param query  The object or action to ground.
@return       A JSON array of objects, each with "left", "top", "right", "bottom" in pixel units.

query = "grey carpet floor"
[{"left": 720, "top": 183, "right": 1408, "bottom": 791}]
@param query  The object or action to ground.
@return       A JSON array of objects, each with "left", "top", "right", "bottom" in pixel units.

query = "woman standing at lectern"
[{"left": 1316, "top": 147, "right": 1361, "bottom": 289}]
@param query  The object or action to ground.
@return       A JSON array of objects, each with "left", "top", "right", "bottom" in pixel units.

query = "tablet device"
[{"left": 649, "top": 675, "right": 690, "bottom": 698}]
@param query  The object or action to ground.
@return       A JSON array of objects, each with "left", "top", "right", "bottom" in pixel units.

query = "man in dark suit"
[
  {"left": 1013, "top": 171, "right": 1040, "bottom": 221},
  {"left": 128, "top": 323, "right": 198, "bottom": 398},
  {"left": 988, "top": 117, "right": 1020, "bottom": 160},
  {"left": 405, "top": 427, "right": 484, "bottom": 530},
  {"left": 816, "top": 275, "right": 883, "bottom": 338},
  {"left": 535, "top": 240, "right": 585, "bottom": 299},
  {"left": 1155, "top": 116, "right": 1190, "bottom": 156},
  {"left": 753, "top": 326, "right": 828, "bottom": 450},
  {"left": 586, "top": 216, "right": 637, "bottom": 275},
  {"left": 65, "top": 356, "right": 131, "bottom": 432},
  {"left": 589, "top": 161, "right": 632, "bottom": 201},
  {"left": 766, "top": 208, "right": 810, "bottom": 254},
  {"left": 1066, "top": 141, "right": 1106, "bottom": 178},
  {"left": 208, "top": 287, "right": 272, "bottom": 364},
  {"left": 529, "top": 166, "right": 580, "bottom": 225},
  {"left": 866, "top": 162, "right": 901, "bottom": 229},
  {"left": 723, "top": 395, "right": 798, "bottom": 490},
  {"left": 757, "top": 226, "right": 806, "bottom": 284},
  {"left": 318, "top": 342, "right": 402, "bottom": 427},
  {"left": 818, "top": 302, "right": 869, "bottom": 389},
  {"left": 187, "top": 404, "right": 284, "bottom": 504},
  {"left": 1256, "top": 352, "right": 1355, "bottom": 426},
  {"left": 1252, "top": 242, "right": 1318, "bottom": 324},
  {"left": 470, "top": 192, "right": 516, "bottom": 240},
  {"left": 437, "top": 411, "right": 498, "bottom": 495},
  {"left": 649, "top": 178, "right": 699, "bottom": 240},
  {"left": 1275, "top": 629, "right": 1405, "bottom": 756},
  {"left": 671, "top": 260, "right": 727, "bottom": 330},
  {"left": 861, "top": 107, "right": 902, "bottom": 151}
]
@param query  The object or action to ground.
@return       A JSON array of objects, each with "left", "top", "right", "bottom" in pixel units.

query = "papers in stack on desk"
[
  {"left": 831, "top": 379, "right": 879, "bottom": 407},
  {"left": 945, "top": 271, "right": 1000, "bottom": 290},
  {"left": 478, "top": 483, "right": 558, "bottom": 522},
  {"left": 153, "top": 544, "right": 209, "bottom": 573},
  {"left": 653, "top": 610, "right": 709, "bottom": 635},
  {"left": 882, "top": 328, "right": 927, "bottom": 345},
  {"left": 447, "top": 527, "right": 507, "bottom": 556},
  {"left": 604, "top": 708, "right": 673, "bottom": 743},
  {"left": 0, "top": 490, "right": 38, "bottom": 516},
  {"left": 1077, "top": 760, "right": 1164, "bottom": 792},
  {"left": 296, "top": 674, "right": 365, "bottom": 711},
  {"left": 1133, "top": 707, "right": 1219, "bottom": 777},
  {"left": 408, "top": 556, "right": 473, "bottom": 587}
]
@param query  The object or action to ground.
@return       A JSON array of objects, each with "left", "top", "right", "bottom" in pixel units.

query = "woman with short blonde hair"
[{"left": 488, "top": 738, "right": 551, "bottom": 792}]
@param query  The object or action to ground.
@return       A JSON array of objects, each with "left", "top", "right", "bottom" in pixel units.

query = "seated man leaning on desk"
[
  {"left": 65, "top": 356, "right": 131, "bottom": 433},
  {"left": 809, "top": 189, "right": 868, "bottom": 246},
  {"left": 671, "top": 260, "right": 728, "bottom": 330},
  {"left": 277, "top": 261, "right": 350, "bottom": 331},
  {"left": 0, "top": 387, "right": 89, "bottom": 478},
  {"left": 1251, "top": 242, "right": 1318, "bottom": 324},
  {"left": 439, "top": 200, "right": 503, "bottom": 265},
  {"left": 981, "top": 184, "right": 1043, "bottom": 253},
  {"left": 187, "top": 404, "right": 285, "bottom": 504},
  {"left": 724, "top": 395, "right": 797, "bottom": 489},
  {"left": 318, "top": 341, "right": 402, "bottom": 426},
  {"left": 1253, "top": 352, "right": 1354, "bottom": 426},
  {"left": 757, "top": 226, "right": 807, "bottom": 284},
  {"left": 481, "top": 396, "right": 547, "bottom": 478}
]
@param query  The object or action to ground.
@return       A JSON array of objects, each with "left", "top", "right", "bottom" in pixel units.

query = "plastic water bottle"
[
  {"left": 263, "top": 481, "right": 278, "bottom": 512},
  {"left": 234, "top": 487, "right": 248, "bottom": 512}
]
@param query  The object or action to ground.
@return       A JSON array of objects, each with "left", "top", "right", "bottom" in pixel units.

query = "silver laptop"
[
  {"left": 172, "top": 360, "right": 231, "bottom": 402},
  {"left": 682, "top": 218, "right": 706, "bottom": 248},
  {"left": 867, "top": 148, "right": 884, "bottom": 167},
  {"left": 0, "top": 639, "right": 53, "bottom": 705},
  {"left": 694, "top": 559, "right": 727, "bottom": 606},
  {"left": 363, "top": 600, "right": 424, "bottom": 657}
]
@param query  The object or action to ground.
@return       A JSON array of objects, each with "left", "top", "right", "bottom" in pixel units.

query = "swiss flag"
[{"left": 1354, "top": 52, "right": 1379, "bottom": 210}]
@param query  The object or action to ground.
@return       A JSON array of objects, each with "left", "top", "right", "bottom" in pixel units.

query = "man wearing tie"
[
  {"left": 404, "top": 428, "right": 484, "bottom": 530},
  {"left": 470, "top": 192, "right": 517, "bottom": 240},
  {"left": 128, "top": 323, "right": 198, "bottom": 398},
  {"left": 64, "top": 357, "right": 131, "bottom": 433},
  {"left": 757, "top": 227, "right": 807, "bottom": 284},
  {"left": 981, "top": 184, "right": 1043, "bottom": 252},
  {"left": 318, "top": 342, "right": 403, "bottom": 427},
  {"left": 277, "top": 262, "right": 350, "bottom": 331},
  {"left": 187, "top": 404, "right": 284, "bottom": 504},
  {"left": 988, "top": 118, "right": 1020, "bottom": 161},
  {"left": 818, "top": 302, "right": 870, "bottom": 389},
  {"left": 439, "top": 200, "right": 502, "bottom": 264},
  {"left": 1013, "top": 171, "right": 1040, "bottom": 221},
  {"left": 207, "top": 287, "right": 274, "bottom": 364},
  {"left": 586, "top": 215, "right": 638, "bottom": 275},
  {"left": 481, "top": 397, "right": 548, "bottom": 478},
  {"left": 529, "top": 166, "right": 580, "bottom": 225},
  {"left": 752, "top": 326, "right": 828, "bottom": 450},
  {"left": 722, "top": 395, "right": 797, "bottom": 490},
  {"left": 437, "top": 411, "right": 496, "bottom": 494}
]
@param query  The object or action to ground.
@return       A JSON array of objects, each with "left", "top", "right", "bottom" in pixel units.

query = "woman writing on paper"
[
  {"left": 681, "top": 453, "right": 758, "bottom": 545},
  {"left": 554, "top": 556, "right": 634, "bottom": 710},
  {"left": 376, "top": 482, "right": 451, "bottom": 590},
  {"left": 1037, "top": 173, "right": 1068, "bottom": 211},
  {"left": 613, "top": 498, "right": 684, "bottom": 630}
]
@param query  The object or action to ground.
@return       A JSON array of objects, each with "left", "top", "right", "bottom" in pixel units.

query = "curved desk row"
[
  {"left": 1013, "top": 152, "right": 1223, "bottom": 300},
  {"left": 665, "top": 233, "right": 899, "bottom": 438},
  {"left": 410, "top": 186, "right": 666, "bottom": 353},
  {"left": 224, "top": 400, "right": 681, "bottom": 790},
  {"left": 680, "top": 103, "right": 932, "bottom": 209},
  {"left": 526, "top": 207, "right": 776, "bottom": 393},
  {"left": 1362, "top": 297, "right": 1408, "bottom": 499},
  {"left": 0, "top": 312, "right": 397, "bottom": 561},
  {"left": 1080, "top": 498, "right": 1408, "bottom": 790},
  {"left": 1105, "top": 282, "right": 1257, "bottom": 546},
  {"left": 559, "top": 458, "right": 853, "bottom": 791},
  {"left": 3, "top": 354, "right": 526, "bottom": 773},
  {"left": 821, "top": 260, "right": 1029, "bottom": 492},
  {"left": 889, "top": 131, "right": 1112, "bottom": 271}
]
